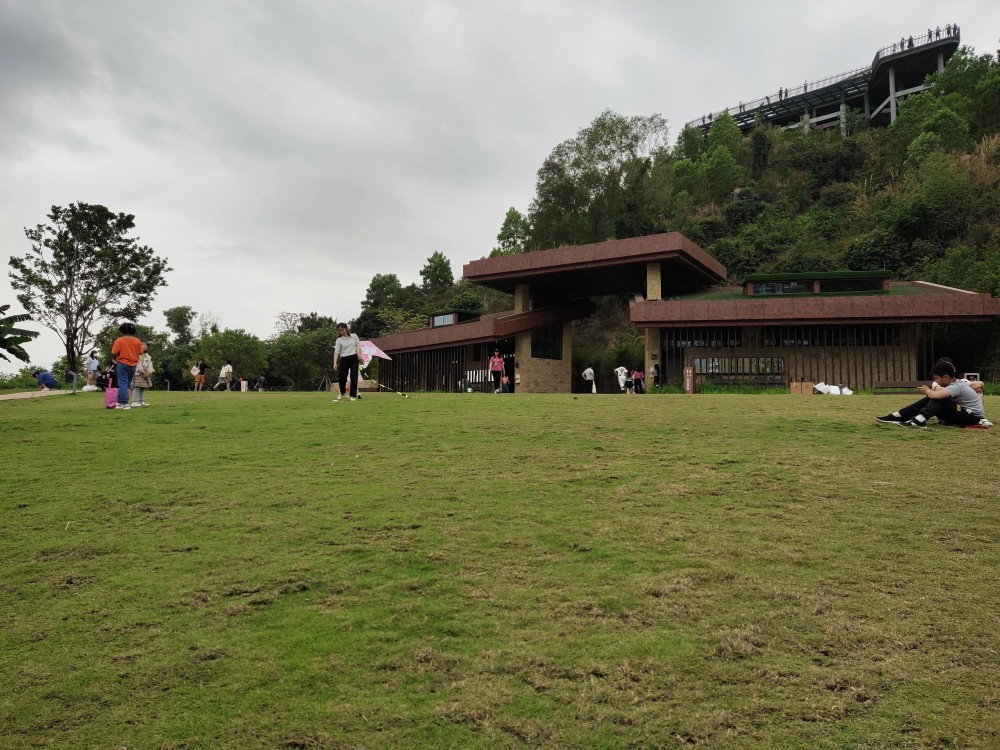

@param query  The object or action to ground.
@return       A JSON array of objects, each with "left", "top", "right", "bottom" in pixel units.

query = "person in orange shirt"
[{"left": 110, "top": 322, "right": 143, "bottom": 411}]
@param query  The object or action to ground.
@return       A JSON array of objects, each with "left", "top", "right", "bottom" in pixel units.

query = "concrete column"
[
  {"left": 513, "top": 283, "right": 530, "bottom": 314},
  {"left": 644, "top": 327, "right": 659, "bottom": 386},
  {"left": 937, "top": 51, "right": 945, "bottom": 73},
  {"left": 864, "top": 92, "right": 870, "bottom": 119},
  {"left": 839, "top": 92, "right": 847, "bottom": 136},
  {"left": 889, "top": 64, "right": 897, "bottom": 123},
  {"left": 646, "top": 262, "right": 661, "bottom": 301}
]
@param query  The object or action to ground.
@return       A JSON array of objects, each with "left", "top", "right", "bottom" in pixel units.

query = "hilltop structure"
[{"left": 686, "top": 26, "right": 962, "bottom": 135}]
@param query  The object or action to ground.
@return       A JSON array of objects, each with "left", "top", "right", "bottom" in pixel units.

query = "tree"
[
  {"left": 707, "top": 112, "right": 741, "bottom": 157},
  {"left": 702, "top": 146, "right": 743, "bottom": 203},
  {"left": 419, "top": 251, "right": 454, "bottom": 293},
  {"left": 362, "top": 273, "right": 403, "bottom": 309},
  {"left": 887, "top": 92, "right": 973, "bottom": 165},
  {"left": 163, "top": 306, "right": 197, "bottom": 344},
  {"left": 195, "top": 329, "right": 267, "bottom": 383},
  {"left": 673, "top": 125, "right": 706, "bottom": 161},
  {"left": 0, "top": 304, "right": 38, "bottom": 363},
  {"left": 8, "top": 203, "right": 170, "bottom": 377},
  {"left": 929, "top": 48, "right": 1000, "bottom": 138},
  {"left": 494, "top": 207, "right": 530, "bottom": 255},
  {"left": 267, "top": 326, "right": 339, "bottom": 390},
  {"left": 350, "top": 308, "right": 384, "bottom": 340},
  {"left": 751, "top": 128, "right": 772, "bottom": 176},
  {"left": 527, "top": 109, "right": 671, "bottom": 249},
  {"left": 447, "top": 291, "right": 484, "bottom": 315},
  {"left": 297, "top": 312, "right": 336, "bottom": 332}
]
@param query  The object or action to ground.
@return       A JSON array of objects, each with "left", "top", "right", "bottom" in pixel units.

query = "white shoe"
[
  {"left": 335, "top": 394, "right": 342, "bottom": 401},
  {"left": 115, "top": 404, "right": 130, "bottom": 410},
  {"left": 349, "top": 397, "right": 356, "bottom": 401},
  {"left": 979, "top": 418, "right": 993, "bottom": 427}
]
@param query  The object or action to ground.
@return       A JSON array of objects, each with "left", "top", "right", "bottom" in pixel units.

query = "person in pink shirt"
[{"left": 488, "top": 349, "right": 504, "bottom": 393}]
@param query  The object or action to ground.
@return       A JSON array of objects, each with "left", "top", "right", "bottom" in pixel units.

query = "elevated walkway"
[{"left": 686, "top": 26, "right": 961, "bottom": 135}]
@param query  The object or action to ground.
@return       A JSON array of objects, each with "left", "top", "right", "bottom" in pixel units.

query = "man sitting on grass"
[{"left": 876, "top": 359, "right": 991, "bottom": 429}]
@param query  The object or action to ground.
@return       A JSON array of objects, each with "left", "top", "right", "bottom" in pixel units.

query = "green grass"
[{"left": 2, "top": 391, "right": 998, "bottom": 749}]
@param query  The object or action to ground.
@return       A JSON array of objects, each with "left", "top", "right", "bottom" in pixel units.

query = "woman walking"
[
  {"left": 131, "top": 341, "right": 154, "bottom": 407},
  {"left": 488, "top": 349, "right": 505, "bottom": 393},
  {"left": 333, "top": 322, "right": 361, "bottom": 401}
]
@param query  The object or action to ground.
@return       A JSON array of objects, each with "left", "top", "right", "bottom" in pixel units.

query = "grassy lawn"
[{"left": 2, "top": 391, "right": 998, "bottom": 749}]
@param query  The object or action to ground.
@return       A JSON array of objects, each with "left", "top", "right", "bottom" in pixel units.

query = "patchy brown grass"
[{"left": 1, "top": 390, "right": 998, "bottom": 748}]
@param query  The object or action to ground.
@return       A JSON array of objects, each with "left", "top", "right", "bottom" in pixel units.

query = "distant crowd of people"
[{"left": 580, "top": 363, "right": 661, "bottom": 394}]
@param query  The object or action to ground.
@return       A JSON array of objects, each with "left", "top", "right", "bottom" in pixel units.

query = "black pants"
[
  {"left": 899, "top": 396, "right": 982, "bottom": 426},
  {"left": 339, "top": 354, "right": 359, "bottom": 398},
  {"left": 491, "top": 370, "right": 502, "bottom": 391}
]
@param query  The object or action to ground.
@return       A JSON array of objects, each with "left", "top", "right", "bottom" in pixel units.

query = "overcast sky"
[{"left": 3, "top": 0, "right": 998, "bottom": 370}]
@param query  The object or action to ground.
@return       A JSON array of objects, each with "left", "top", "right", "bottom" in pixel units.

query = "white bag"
[{"left": 190, "top": 365, "right": 199, "bottom": 377}]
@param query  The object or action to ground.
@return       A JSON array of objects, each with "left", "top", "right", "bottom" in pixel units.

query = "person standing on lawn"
[
  {"left": 193, "top": 360, "right": 209, "bottom": 391},
  {"left": 214, "top": 360, "right": 234, "bottom": 390},
  {"left": 130, "top": 341, "right": 154, "bottom": 407},
  {"left": 875, "top": 359, "right": 991, "bottom": 429},
  {"left": 333, "top": 322, "right": 361, "bottom": 401},
  {"left": 582, "top": 366, "right": 596, "bottom": 393},
  {"left": 85, "top": 350, "right": 100, "bottom": 386},
  {"left": 111, "top": 322, "right": 142, "bottom": 410},
  {"left": 488, "top": 349, "right": 505, "bottom": 393}
]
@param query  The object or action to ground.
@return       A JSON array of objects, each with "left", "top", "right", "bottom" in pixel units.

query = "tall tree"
[
  {"left": 420, "top": 251, "right": 454, "bottom": 293},
  {"left": 707, "top": 112, "right": 742, "bottom": 157},
  {"left": 8, "top": 203, "right": 170, "bottom": 376},
  {"left": 527, "top": 109, "right": 671, "bottom": 249},
  {"left": 673, "top": 124, "right": 707, "bottom": 161},
  {"left": 494, "top": 207, "right": 530, "bottom": 255},
  {"left": 362, "top": 273, "right": 403, "bottom": 309},
  {"left": 163, "top": 306, "right": 197, "bottom": 344},
  {"left": 297, "top": 312, "right": 336, "bottom": 333}
]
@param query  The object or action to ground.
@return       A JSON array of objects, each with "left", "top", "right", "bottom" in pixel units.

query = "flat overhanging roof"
[
  {"left": 463, "top": 233, "right": 726, "bottom": 297},
  {"left": 630, "top": 283, "right": 1000, "bottom": 327}
]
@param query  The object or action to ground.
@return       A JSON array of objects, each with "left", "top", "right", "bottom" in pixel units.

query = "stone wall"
[{"left": 514, "top": 321, "right": 573, "bottom": 393}]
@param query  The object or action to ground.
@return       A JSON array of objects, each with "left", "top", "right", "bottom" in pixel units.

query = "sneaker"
[
  {"left": 979, "top": 418, "right": 993, "bottom": 428},
  {"left": 115, "top": 404, "right": 130, "bottom": 411},
  {"left": 900, "top": 419, "right": 927, "bottom": 429},
  {"left": 875, "top": 414, "right": 903, "bottom": 424},
  {"left": 335, "top": 394, "right": 342, "bottom": 402},
  {"left": 349, "top": 397, "right": 356, "bottom": 401}
]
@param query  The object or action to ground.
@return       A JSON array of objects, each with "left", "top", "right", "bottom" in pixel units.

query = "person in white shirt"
[
  {"left": 85, "top": 350, "right": 100, "bottom": 386},
  {"left": 614, "top": 365, "right": 628, "bottom": 392},
  {"left": 333, "top": 323, "right": 361, "bottom": 401},
  {"left": 214, "top": 360, "right": 234, "bottom": 390},
  {"left": 582, "top": 366, "right": 596, "bottom": 394}
]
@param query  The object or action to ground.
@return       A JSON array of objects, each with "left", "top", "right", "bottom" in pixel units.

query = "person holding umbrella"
[{"left": 333, "top": 322, "right": 361, "bottom": 402}]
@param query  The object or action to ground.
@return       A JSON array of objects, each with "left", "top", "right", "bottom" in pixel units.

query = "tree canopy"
[{"left": 8, "top": 203, "right": 170, "bottom": 376}]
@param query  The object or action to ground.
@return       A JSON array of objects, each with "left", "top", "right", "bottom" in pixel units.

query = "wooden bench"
[{"left": 873, "top": 380, "right": 928, "bottom": 395}]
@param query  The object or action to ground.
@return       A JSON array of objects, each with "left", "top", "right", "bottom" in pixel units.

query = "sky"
[{"left": 2, "top": 0, "right": 998, "bottom": 370}]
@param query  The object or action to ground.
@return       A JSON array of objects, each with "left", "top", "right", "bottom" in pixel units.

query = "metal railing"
[
  {"left": 873, "top": 25, "right": 960, "bottom": 65},
  {"left": 686, "top": 25, "right": 961, "bottom": 130}
]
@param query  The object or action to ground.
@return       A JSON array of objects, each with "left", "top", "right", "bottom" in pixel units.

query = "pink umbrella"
[{"left": 358, "top": 340, "right": 391, "bottom": 369}]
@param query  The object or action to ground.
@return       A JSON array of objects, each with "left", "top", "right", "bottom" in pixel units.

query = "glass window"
[
  {"left": 530, "top": 323, "right": 563, "bottom": 360},
  {"left": 431, "top": 313, "right": 455, "bottom": 328}
]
